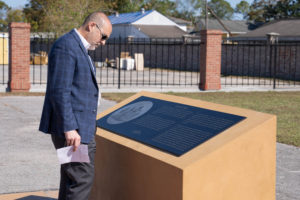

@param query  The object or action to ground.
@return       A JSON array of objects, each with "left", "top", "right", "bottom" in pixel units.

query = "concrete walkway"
[
  {"left": 1, "top": 64, "right": 300, "bottom": 93},
  {"left": 0, "top": 96, "right": 299, "bottom": 200}
]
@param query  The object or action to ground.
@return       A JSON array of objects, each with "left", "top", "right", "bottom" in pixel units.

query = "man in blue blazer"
[{"left": 39, "top": 11, "right": 112, "bottom": 200}]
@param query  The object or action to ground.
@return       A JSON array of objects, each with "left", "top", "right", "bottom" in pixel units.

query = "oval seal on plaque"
[{"left": 107, "top": 101, "right": 153, "bottom": 125}]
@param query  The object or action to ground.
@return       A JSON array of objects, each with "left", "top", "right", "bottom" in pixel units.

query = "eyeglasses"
[{"left": 95, "top": 24, "right": 108, "bottom": 41}]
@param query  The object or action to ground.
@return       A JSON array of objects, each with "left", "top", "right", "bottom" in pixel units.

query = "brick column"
[
  {"left": 199, "top": 30, "right": 223, "bottom": 90},
  {"left": 9, "top": 22, "right": 31, "bottom": 92}
]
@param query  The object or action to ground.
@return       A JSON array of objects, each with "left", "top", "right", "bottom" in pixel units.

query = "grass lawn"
[
  {"left": 102, "top": 92, "right": 300, "bottom": 147},
  {"left": 0, "top": 92, "right": 45, "bottom": 96}
]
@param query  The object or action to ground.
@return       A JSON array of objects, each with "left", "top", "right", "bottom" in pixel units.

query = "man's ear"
[{"left": 86, "top": 22, "right": 93, "bottom": 32}]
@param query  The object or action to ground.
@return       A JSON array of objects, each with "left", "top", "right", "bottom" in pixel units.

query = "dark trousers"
[{"left": 51, "top": 134, "right": 96, "bottom": 200}]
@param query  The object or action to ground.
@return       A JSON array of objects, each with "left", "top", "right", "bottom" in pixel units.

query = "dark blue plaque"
[{"left": 97, "top": 96, "right": 246, "bottom": 156}]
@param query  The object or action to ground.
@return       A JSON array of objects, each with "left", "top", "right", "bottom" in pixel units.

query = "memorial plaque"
[
  {"left": 97, "top": 96, "right": 246, "bottom": 156},
  {"left": 91, "top": 92, "right": 276, "bottom": 200}
]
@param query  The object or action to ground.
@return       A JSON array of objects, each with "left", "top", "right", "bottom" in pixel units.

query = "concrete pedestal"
[{"left": 90, "top": 91, "right": 276, "bottom": 200}]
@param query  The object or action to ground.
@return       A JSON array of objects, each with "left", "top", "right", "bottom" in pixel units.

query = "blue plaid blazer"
[{"left": 39, "top": 29, "right": 99, "bottom": 144}]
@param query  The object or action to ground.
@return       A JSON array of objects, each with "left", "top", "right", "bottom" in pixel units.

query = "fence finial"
[{"left": 267, "top": 32, "right": 280, "bottom": 44}]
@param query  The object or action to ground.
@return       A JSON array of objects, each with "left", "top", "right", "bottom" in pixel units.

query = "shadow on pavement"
[{"left": 16, "top": 196, "right": 56, "bottom": 200}]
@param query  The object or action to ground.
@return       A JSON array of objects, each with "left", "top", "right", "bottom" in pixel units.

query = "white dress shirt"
[{"left": 74, "top": 28, "right": 91, "bottom": 51}]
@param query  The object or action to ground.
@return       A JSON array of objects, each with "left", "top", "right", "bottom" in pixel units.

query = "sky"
[
  {"left": 3, "top": 0, "right": 254, "bottom": 19},
  {"left": 2, "top": 0, "right": 29, "bottom": 9}
]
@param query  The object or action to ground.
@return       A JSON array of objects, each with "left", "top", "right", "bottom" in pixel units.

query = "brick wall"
[
  {"left": 200, "top": 30, "right": 223, "bottom": 90},
  {"left": 9, "top": 22, "right": 31, "bottom": 92}
]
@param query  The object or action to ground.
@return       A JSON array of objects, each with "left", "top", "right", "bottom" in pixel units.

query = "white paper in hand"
[{"left": 56, "top": 145, "right": 90, "bottom": 164}]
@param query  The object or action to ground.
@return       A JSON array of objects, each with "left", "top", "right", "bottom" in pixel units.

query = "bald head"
[
  {"left": 78, "top": 11, "right": 112, "bottom": 49},
  {"left": 82, "top": 11, "right": 110, "bottom": 28}
]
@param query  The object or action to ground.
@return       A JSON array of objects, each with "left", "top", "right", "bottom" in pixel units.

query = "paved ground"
[
  {"left": 0, "top": 96, "right": 116, "bottom": 195},
  {"left": 0, "top": 96, "right": 299, "bottom": 200}
]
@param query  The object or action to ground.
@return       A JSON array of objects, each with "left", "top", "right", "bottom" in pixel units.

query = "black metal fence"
[
  {"left": 0, "top": 33, "right": 9, "bottom": 86},
  {"left": 29, "top": 33, "right": 300, "bottom": 90},
  {"left": 30, "top": 33, "right": 56, "bottom": 85},
  {"left": 221, "top": 40, "right": 300, "bottom": 88},
  {"left": 30, "top": 35, "right": 202, "bottom": 88},
  {"left": 90, "top": 38, "right": 201, "bottom": 88}
]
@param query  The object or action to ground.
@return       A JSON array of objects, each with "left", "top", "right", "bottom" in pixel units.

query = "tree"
[
  {"left": 22, "top": 0, "right": 212, "bottom": 34},
  {"left": 207, "top": 0, "right": 234, "bottom": 20},
  {"left": 142, "top": 0, "right": 177, "bottom": 17},
  {"left": 235, "top": 0, "right": 250, "bottom": 19},
  {"left": 290, "top": 0, "right": 300, "bottom": 16},
  {"left": 6, "top": 9, "right": 25, "bottom": 23},
  {"left": 263, "top": 0, "right": 300, "bottom": 21},
  {"left": 175, "top": 0, "right": 204, "bottom": 20},
  {"left": 247, "top": 0, "right": 277, "bottom": 22},
  {"left": 246, "top": 0, "right": 300, "bottom": 22},
  {"left": 24, "top": 0, "right": 107, "bottom": 34},
  {"left": 0, "top": 1, "right": 26, "bottom": 31},
  {"left": 104, "top": 0, "right": 177, "bottom": 17},
  {"left": 105, "top": 0, "right": 142, "bottom": 13},
  {"left": 23, "top": 0, "right": 46, "bottom": 32},
  {"left": 0, "top": 0, "right": 10, "bottom": 31}
]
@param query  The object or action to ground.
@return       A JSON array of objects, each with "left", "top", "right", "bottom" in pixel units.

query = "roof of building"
[
  {"left": 234, "top": 19, "right": 300, "bottom": 38},
  {"left": 108, "top": 10, "right": 153, "bottom": 25},
  {"left": 197, "top": 18, "right": 257, "bottom": 33},
  {"left": 168, "top": 16, "right": 193, "bottom": 25},
  {"left": 133, "top": 25, "right": 187, "bottom": 38}
]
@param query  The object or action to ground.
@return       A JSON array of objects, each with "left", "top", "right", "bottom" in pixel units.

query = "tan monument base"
[{"left": 90, "top": 91, "right": 276, "bottom": 200}]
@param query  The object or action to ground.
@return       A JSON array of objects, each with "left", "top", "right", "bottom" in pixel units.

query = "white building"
[{"left": 108, "top": 9, "right": 187, "bottom": 39}]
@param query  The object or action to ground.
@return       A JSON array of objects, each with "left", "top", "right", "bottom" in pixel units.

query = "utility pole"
[
  {"left": 205, "top": 0, "right": 208, "bottom": 29},
  {"left": 207, "top": 6, "right": 232, "bottom": 36}
]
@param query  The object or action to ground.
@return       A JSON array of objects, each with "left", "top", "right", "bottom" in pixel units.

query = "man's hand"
[{"left": 64, "top": 130, "right": 81, "bottom": 152}]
